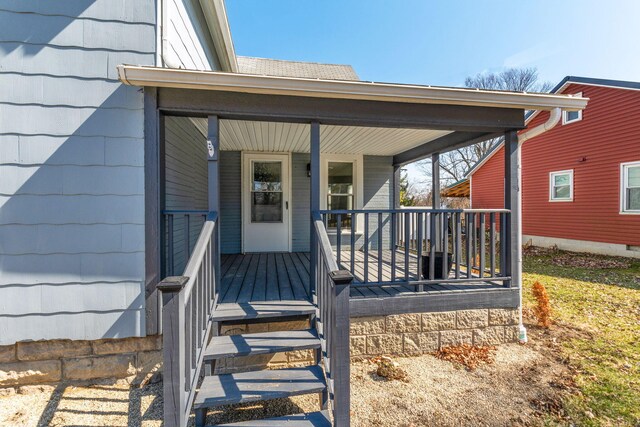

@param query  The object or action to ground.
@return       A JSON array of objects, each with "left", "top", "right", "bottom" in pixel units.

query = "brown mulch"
[
  {"left": 433, "top": 344, "right": 497, "bottom": 370},
  {"left": 523, "top": 245, "right": 631, "bottom": 269}
]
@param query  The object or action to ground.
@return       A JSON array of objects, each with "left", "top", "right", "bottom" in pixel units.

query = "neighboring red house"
[{"left": 468, "top": 76, "right": 640, "bottom": 258}]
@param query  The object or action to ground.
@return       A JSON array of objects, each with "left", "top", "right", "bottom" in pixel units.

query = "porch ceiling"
[{"left": 192, "top": 118, "right": 452, "bottom": 156}]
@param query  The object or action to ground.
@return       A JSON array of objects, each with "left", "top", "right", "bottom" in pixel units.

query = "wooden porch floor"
[
  {"left": 219, "top": 253, "right": 311, "bottom": 304},
  {"left": 219, "top": 251, "right": 503, "bottom": 303}
]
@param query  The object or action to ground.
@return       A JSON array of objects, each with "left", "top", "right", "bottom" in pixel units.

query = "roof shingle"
[{"left": 237, "top": 56, "right": 359, "bottom": 81}]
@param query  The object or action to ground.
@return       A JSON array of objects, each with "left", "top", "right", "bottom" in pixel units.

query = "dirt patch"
[
  {"left": 351, "top": 344, "right": 573, "bottom": 427},
  {"left": 1, "top": 342, "right": 575, "bottom": 427}
]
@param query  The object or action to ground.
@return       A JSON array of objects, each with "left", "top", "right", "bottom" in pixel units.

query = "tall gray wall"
[
  {"left": 0, "top": 0, "right": 156, "bottom": 344},
  {"left": 163, "top": 117, "right": 208, "bottom": 274}
]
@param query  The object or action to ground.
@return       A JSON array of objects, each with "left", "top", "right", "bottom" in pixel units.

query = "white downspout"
[
  {"left": 160, "top": 0, "right": 181, "bottom": 69},
  {"left": 514, "top": 107, "right": 562, "bottom": 343}
]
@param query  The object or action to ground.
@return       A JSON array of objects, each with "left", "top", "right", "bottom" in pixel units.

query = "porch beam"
[
  {"left": 157, "top": 89, "right": 525, "bottom": 132},
  {"left": 310, "top": 122, "right": 320, "bottom": 294},
  {"left": 393, "top": 131, "right": 501, "bottom": 166}
]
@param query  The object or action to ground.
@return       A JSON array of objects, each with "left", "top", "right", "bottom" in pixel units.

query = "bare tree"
[{"left": 416, "top": 67, "right": 552, "bottom": 187}]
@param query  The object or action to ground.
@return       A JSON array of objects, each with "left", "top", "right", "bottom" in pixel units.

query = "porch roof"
[{"left": 119, "top": 65, "right": 588, "bottom": 112}]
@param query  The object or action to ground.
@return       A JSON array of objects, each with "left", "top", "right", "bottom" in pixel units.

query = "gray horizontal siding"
[
  {"left": 220, "top": 151, "right": 241, "bottom": 254},
  {"left": 292, "top": 153, "right": 311, "bottom": 252},
  {"left": 164, "top": 117, "right": 208, "bottom": 275},
  {"left": 0, "top": 2, "right": 154, "bottom": 344}
]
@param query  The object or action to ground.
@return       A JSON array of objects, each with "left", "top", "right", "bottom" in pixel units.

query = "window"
[
  {"left": 562, "top": 93, "right": 583, "bottom": 124},
  {"left": 550, "top": 170, "right": 573, "bottom": 201},
  {"left": 327, "top": 161, "right": 354, "bottom": 228},
  {"left": 250, "top": 161, "right": 283, "bottom": 223},
  {"left": 621, "top": 162, "right": 640, "bottom": 213}
]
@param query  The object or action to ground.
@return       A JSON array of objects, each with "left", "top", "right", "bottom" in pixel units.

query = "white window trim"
[
  {"left": 320, "top": 153, "right": 364, "bottom": 234},
  {"left": 620, "top": 161, "right": 640, "bottom": 214},
  {"left": 562, "top": 93, "right": 583, "bottom": 125},
  {"left": 549, "top": 170, "right": 574, "bottom": 202}
]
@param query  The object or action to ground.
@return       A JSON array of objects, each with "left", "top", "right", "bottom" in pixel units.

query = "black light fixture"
[{"left": 306, "top": 163, "right": 311, "bottom": 177}]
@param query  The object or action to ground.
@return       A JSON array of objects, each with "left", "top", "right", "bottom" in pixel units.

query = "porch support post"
[
  {"left": 392, "top": 166, "right": 401, "bottom": 209},
  {"left": 310, "top": 121, "right": 320, "bottom": 295},
  {"left": 207, "top": 115, "right": 220, "bottom": 214},
  {"left": 431, "top": 152, "right": 441, "bottom": 209},
  {"left": 207, "top": 115, "right": 221, "bottom": 299},
  {"left": 432, "top": 152, "right": 441, "bottom": 250},
  {"left": 505, "top": 129, "right": 525, "bottom": 341}
]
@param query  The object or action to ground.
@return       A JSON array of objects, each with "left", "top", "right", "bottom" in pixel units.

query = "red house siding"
[{"left": 471, "top": 83, "right": 640, "bottom": 247}]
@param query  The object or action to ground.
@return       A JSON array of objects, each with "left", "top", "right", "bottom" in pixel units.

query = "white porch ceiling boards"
[{"left": 194, "top": 118, "right": 452, "bottom": 156}]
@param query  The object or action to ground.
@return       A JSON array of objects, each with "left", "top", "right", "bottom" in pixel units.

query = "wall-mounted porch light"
[{"left": 307, "top": 163, "right": 311, "bottom": 177}]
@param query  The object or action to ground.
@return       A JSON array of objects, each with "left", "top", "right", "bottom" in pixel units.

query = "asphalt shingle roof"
[{"left": 237, "top": 56, "right": 359, "bottom": 81}]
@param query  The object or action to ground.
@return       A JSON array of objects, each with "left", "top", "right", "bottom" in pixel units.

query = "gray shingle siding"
[{"left": 0, "top": 0, "right": 154, "bottom": 345}]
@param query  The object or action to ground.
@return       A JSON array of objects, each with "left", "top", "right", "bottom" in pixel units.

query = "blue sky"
[
  {"left": 226, "top": 0, "right": 640, "bottom": 87},
  {"left": 225, "top": 0, "right": 640, "bottom": 185}
]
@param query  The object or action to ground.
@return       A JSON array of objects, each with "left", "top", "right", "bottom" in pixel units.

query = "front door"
[{"left": 243, "top": 153, "right": 290, "bottom": 252}]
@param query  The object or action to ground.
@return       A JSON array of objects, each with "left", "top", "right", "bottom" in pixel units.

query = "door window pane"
[
  {"left": 327, "top": 162, "right": 354, "bottom": 228},
  {"left": 252, "top": 192, "right": 283, "bottom": 222},
  {"left": 251, "top": 161, "right": 283, "bottom": 223}
]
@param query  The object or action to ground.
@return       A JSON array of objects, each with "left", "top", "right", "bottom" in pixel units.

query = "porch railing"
[
  {"left": 319, "top": 208, "right": 511, "bottom": 289},
  {"left": 312, "top": 212, "right": 353, "bottom": 427},
  {"left": 158, "top": 211, "right": 219, "bottom": 427},
  {"left": 162, "top": 209, "right": 208, "bottom": 277}
]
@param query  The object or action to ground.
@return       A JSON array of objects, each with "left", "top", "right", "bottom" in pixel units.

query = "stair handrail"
[
  {"left": 313, "top": 211, "right": 353, "bottom": 427},
  {"left": 158, "top": 211, "right": 219, "bottom": 427}
]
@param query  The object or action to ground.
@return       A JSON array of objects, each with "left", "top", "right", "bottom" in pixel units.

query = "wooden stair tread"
[
  {"left": 194, "top": 365, "right": 326, "bottom": 409},
  {"left": 213, "top": 410, "right": 331, "bottom": 426},
  {"left": 204, "top": 329, "right": 320, "bottom": 360},
  {"left": 211, "top": 300, "right": 315, "bottom": 322}
]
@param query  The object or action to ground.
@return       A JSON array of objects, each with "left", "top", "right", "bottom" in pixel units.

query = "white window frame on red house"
[
  {"left": 549, "top": 170, "right": 574, "bottom": 202},
  {"left": 562, "top": 92, "right": 583, "bottom": 125},
  {"left": 620, "top": 161, "right": 640, "bottom": 214}
]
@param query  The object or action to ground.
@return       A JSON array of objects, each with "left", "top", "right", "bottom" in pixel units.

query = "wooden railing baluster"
[
  {"left": 490, "top": 213, "right": 496, "bottom": 277},
  {"left": 378, "top": 212, "right": 383, "bottom": 283},
  {"left": 312, "top": 212, "right": 352, "bottom": 427},
  {"left": 158, "top": 212, "right": 219, "bottom": 427},
  {"left": 479, "top": 213, "right": 486, "bottom": 278},
  {"left": 416, "top": 212, "right": 424, "bottom": 292}
]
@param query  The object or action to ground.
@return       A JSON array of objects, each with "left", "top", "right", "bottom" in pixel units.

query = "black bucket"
[{"left": 421, "top": 252, "right": 453, "bottom": 280}]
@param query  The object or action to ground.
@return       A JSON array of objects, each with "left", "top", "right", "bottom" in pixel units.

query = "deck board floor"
[{"left": 219, "top": 251, "right": 505, "bottom": 303}]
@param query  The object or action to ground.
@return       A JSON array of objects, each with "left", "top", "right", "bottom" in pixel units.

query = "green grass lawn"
[{"left": 522, "top": 248, "right": 640, "bottom": 426}]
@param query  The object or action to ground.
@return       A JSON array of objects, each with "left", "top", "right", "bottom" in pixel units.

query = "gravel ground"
[{"left": 0, "top": 343, "right": 570, "bottom": 426}]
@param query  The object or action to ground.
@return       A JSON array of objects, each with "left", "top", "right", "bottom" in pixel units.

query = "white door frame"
[{"left": 241, "top": 152, "right": 292, "bottom": 253}]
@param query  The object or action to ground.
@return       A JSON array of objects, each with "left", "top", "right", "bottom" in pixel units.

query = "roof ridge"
[{"left": 237, "top": 55, "right": 356, "bottom": 69}]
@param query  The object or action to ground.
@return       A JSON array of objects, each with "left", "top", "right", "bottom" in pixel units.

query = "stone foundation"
[
  {"left": 0, "top": 309, "right": 519, "bottom": 390},
  {"left": 214, "top": 316, "right": 315, "bottom": 374},
  {"left": 0, "top": 335, "right": 162, "bottom": 392},
  {"left": 350, "top": 308, "right": 519, "bottom": 357}
]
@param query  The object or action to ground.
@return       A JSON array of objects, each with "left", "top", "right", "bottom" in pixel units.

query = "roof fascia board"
[
  {"left": 199, "top": 0, "right": 238, "bottom": 72},
  {"left": 118, "top": 65, "right": 589, "bottom": 112}
]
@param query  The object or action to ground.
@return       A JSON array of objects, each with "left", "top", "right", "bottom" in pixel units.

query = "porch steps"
[
  {"left": 194, "top": 365, "right": 327, "bottom": 409},
  {"left": 210, "top": 300, "right": 316, "bottom": 322},
  {"left": 203, "top": 329, "right": 320, "bottom": 360},
  {"left": 214, "top": 410, "right": 331, "bottom": 426}
]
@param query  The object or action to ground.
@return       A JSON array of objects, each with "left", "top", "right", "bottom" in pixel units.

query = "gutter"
[
  {"left": 117, "top": 65, "right": 590, "bottom": 112},
  {"left": 513, "top": 107, "right": 562, "bottom": 344}
]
